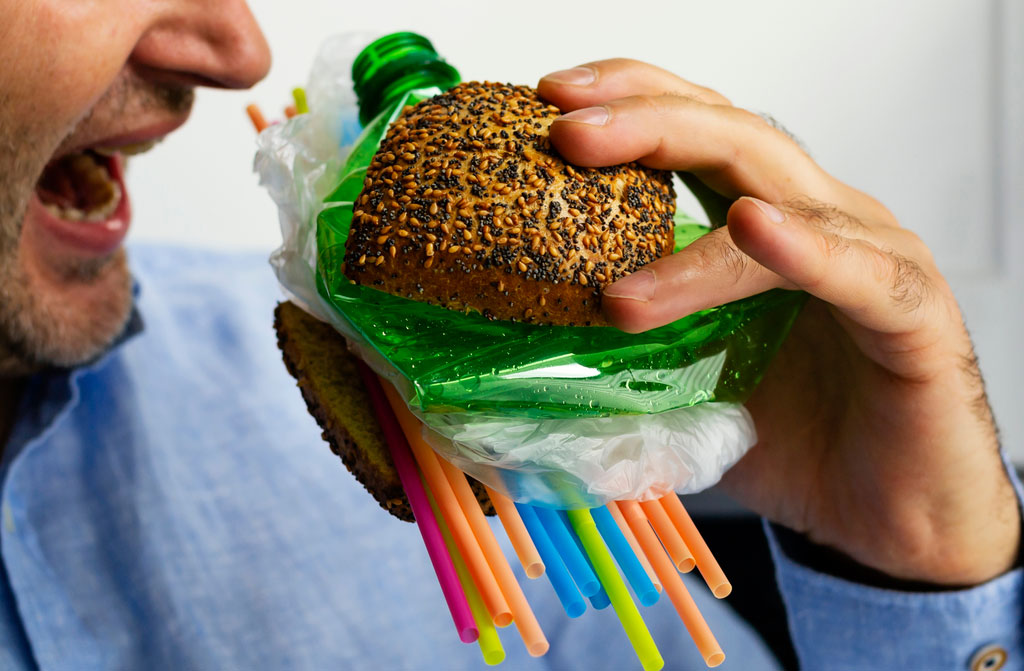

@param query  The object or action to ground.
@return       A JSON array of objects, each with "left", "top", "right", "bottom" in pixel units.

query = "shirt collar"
[{"left": 0, "top": 282, "right": 146, "bottom": 479}]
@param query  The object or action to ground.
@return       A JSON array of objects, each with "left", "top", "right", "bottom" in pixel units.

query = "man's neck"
[{"left": 0, "top": 379, "right": 25, "bottom": 455}]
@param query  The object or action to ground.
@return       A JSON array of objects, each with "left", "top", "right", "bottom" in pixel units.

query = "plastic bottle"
[
  {"left": 351, "top": 32, "right": 460, "bottom": 126},
  {"left": 320, "top": 33, "right": 460, "bottom": 209}
]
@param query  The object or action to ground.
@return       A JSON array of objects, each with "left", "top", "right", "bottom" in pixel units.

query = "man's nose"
[{"left": 130, "top": 0, "right": 272, "bottom": 90}]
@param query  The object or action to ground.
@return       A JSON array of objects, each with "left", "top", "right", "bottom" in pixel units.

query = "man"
[{"left": 0, "top": 2, "right": 1019, "bottom": 670}]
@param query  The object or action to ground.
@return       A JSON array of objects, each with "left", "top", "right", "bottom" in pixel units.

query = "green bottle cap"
[{"left": 351, "top": 32, "right": 461, "bottom": 126}]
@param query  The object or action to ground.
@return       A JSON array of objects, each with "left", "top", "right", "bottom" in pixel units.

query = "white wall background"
[{"left": 125, "top": 0, "right": 1024, "bottom": 462}]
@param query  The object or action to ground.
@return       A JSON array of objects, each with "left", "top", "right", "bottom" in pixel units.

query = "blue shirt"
[{"left": 0, "top": 245, "right": 1019, "bottom": 670}]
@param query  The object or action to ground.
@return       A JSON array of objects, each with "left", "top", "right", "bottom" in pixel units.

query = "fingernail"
[
  {"left": 542, "top": 66, "right": 596, "bottom": 86},
  {"left": 604, "top": 269, "right": 656, "bottom": 302},
  {"left": 749, "top": 197, "right": 787, "bottom": 223},
  {"left": 557, "top": 106, "right": 609, "bottom": 126}
]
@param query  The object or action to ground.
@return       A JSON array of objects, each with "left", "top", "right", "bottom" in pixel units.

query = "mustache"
[{"left": 74, "top": 71, "right": 196, "bottom": 134}]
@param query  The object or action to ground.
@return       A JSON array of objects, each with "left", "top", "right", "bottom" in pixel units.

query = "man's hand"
[{"left": 539, "top": 59, "right": 1020, "bottom": 586}]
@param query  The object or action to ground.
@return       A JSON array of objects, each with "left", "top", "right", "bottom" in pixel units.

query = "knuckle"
[
  {"left": 631, "top": 93, "right": 665, "bottom": 115},
  {"left": 695, "top": 232, "right": 751, "bottom": 283},
  {"left": 879, "top": 246, "right": 931, "bottom": 313},
  {"left": 786, "top": 196, "right": 866, "bottom": 238},
  {"left": 893, "top": 228, "right": 937, "bottom": 269}
]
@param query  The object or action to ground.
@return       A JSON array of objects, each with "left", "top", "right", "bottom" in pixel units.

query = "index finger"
[{"left": 537, "top": 58, "right": 731, "bottom": 111}]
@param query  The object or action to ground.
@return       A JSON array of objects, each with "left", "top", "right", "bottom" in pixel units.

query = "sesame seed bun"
[{"left": 344, "top": 82, "right": 676, "bottom": 326}]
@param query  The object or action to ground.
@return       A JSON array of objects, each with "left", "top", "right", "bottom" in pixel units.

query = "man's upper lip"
[{"left": 59, "top": 115, "right": 191, "bottom": 159}]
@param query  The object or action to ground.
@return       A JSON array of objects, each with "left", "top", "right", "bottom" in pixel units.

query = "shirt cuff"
[{"left": 763, "top": 454, "right": 1024, "bottom": 671}]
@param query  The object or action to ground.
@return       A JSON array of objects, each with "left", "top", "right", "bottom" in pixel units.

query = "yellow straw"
[
  {"left": 427, "top": 481, "right": 505, "bottom": 665},
  {"left": 292, "top": 87, "right": 309, "bottom": 115},
  {"left": 566, "top": 509, "right": 664, "bottom": 671}
]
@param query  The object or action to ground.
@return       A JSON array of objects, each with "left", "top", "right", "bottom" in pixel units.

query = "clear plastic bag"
[{"left": 256, "top": 34, "right": 804, "bottom": 506}]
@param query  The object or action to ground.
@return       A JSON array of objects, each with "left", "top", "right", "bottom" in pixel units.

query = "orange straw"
[
  {"left": 614, "top": 501, "right": 724, "bottom": 668},
  {"left": 605, "top": 501, "right": 661, "bottom": 594},
  {"left": 639, "top": 500, "right": 695, "bottom": 572},
  {"left": 483, "top": 485, "right": 545, "bottom": 579},
  {"left": 379, "top": 382, "right": 512, "bottom": 628},
  {"left": 245, "top": 104, "right": 268, "bottom": 132},
  {"left": 436, "top": 458, "right": 549, "bottom": 657},
  {"left": 284, "top": 104, "right": 298, "bottom": 119},
  {"left": 659, "top": 495, "right": 731, "bottom": 598}
]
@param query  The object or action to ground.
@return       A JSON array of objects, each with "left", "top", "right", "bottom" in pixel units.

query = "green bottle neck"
[{"left": 352, "top": 32, "right": 460, "bottom": 125}]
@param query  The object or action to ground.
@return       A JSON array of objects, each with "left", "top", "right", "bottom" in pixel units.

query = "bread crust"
[
  {"left": 344, "top": 82, "right": 676, "bottom": 326},
  {"left": 275, "top": 302, "right": 496, "bottom": 521}
]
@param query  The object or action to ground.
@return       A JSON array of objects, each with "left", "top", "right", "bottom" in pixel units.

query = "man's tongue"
[{"left": 36, "top": 151, "right": 123, "bottom": 222}]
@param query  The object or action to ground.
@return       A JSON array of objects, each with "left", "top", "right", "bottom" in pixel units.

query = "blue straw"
[
  {"left": 533, "top": 506, "right": 601, "bottom": 598},
  {"left": 515, "top": 503, "right": 587, "bottom": 618},
  {"left": 592, "top": 506, "right": 660, "bottom": 607},
  {"left": 558, "top": 510, "right": 611, "bottom": 610}
]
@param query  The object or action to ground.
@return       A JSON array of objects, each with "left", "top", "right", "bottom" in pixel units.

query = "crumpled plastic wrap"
[
  {"left": 421, "top": 401, "right": 756, "bottom": 508},
  {"left": 256, "top": 34, "right": 804, "bottom": 506}
]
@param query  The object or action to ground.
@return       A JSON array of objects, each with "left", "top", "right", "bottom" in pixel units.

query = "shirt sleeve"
[{"left": 763, "top": 453, "right": 1024, "bottom": 671}]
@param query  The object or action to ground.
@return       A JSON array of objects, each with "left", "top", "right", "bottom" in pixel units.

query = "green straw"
[
  {"left": 566, "top": 509, "right": 664, "bottom": 671},
  {"left": 291, "top": 87, "right": 309, "bottom": 115},
  {"left": 426, "top": 481, "right": 505, "bottom": 665}
]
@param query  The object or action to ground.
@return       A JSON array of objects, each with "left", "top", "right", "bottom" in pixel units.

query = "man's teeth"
[
  {"left": 92, "top": 138, "right": 160, "bottom": 157},
  {"left": 42, "top": 182, "right": 122, "bottom": 223}
]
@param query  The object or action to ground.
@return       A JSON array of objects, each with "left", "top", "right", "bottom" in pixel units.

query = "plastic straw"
[
  {"left": 660, "top": 495, "right": 732, "bottom": 598},
  {"left": 435, "top": 458, "right": 549, "bottom": 657},
  {"left": 614, "top": 501, "right": 725, "bottom": 667},
  {"left": 532, "top": 507, "right": 600, "bottom": 598},
  {"left": 639, "top": 500, "right": 695, "bottom": 572},
  {"left": 428, "top": 483, "right": 505, "bottom": 665},
  {"left": 515, "top": 503, "right": 586, "bottom": 618},
  {"left": 592, "top": 506, "right": 659, "bottom": 607},
  {"left": 606, "top": 502, "right": 662, "bottom": 594},
  {"left": 382, "top": 382, "right": 548, "bottom": 656},
  {"left": 483, "top": 485, "right": 544, "bottom": 579},
  {"left": 559, "top": 510, "right": 611, "bottom": 610},
  {"left": 566, "top": 510, "right": 664, "bottom": 671},
  {"left": 284, "top": 104, "right": 298, "bottom": 119},
  {"left": 245, "top": 104, "right": 268, "bottom": 132},
  {"left": 587, "top": 582, "right": 611, "bottom": 610},
  {"left": 378, "top": 380, "right": 512, "bottom": 628},
  {"left": 355, "top": 364, "right": 476, "bottom": 643},
  {"left": 292, "top": 87, "right": 309, "bottom": 114}
]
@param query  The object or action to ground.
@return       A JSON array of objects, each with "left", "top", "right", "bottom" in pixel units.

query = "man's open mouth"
[
  {"left": 27, "top": 140, "right": 160, "bottom": 257},
  {"left": 36, "top": 149, "right": 124, "bottom": 223}
]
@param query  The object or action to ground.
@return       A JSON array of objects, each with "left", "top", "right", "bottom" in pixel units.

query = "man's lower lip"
[{"left": 27, "top": 155, "right": 132, "bottom": 257}]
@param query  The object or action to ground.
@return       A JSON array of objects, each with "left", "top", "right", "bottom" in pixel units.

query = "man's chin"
[{"left": 0, "top": 247, "right": 135, "bottom": 374}]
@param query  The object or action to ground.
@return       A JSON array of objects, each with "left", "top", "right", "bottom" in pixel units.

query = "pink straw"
[{"left": 356, "top": 362, "right": 478, "bottom": 643}]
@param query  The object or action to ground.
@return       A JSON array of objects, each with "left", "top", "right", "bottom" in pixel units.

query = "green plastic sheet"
[{"left": 313, "top": 88, "right": 805, "bottom": 419}]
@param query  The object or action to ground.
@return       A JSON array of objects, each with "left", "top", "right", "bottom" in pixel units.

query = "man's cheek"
[{"left": 6, "top": 2, "right": 145, "bottom": 132}]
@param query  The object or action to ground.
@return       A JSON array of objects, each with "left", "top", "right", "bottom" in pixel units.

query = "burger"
[{"left": 275, "top": 81, "right": 678, "bottom": 519}]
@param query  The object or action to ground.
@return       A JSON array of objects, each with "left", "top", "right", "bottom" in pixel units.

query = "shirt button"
[{"left": 969, "top": 643, "right": 1008, "bottom": 671}]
